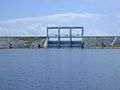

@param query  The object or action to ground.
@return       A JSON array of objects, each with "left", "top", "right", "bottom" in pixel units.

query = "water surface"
[{"left": 0, "top": 49, "right": 120, "bottom": 90}]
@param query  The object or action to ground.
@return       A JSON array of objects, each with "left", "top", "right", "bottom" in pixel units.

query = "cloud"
[
  {"left": 0, "top": 13, "right": 102, "bottom": 24},
  {"left": 0, "top": 12, "right": 111, "bottom": 36}
]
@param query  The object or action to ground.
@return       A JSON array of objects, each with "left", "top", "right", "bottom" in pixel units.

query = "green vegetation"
[
  {"left": 1, "top": 36, "right": 120, "bottom": 49},
  {"left": 16, "top": 37, "right": 44, "bottom": 42},
  {"left": 0, "top": 37, "right": 45, "bottom": 49}
]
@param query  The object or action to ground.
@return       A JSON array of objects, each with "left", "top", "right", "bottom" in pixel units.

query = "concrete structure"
[
  {"left": 47, "top": 27, "right": 84, "bottom": 48},
  {"left": 111, "top": 36, "right": 117, "bottom": 46}
]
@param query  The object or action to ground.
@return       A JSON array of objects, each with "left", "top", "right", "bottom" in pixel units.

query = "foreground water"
[{"left": 0, "top": 49, "right": 120, "bottom": 90}]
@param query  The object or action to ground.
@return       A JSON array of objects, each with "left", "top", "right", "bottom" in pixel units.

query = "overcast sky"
[{"left": 0, "top": 0, "right": 120, "bottom": 36}]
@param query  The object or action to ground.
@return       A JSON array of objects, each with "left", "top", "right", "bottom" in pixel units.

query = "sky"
[{"left": 0, "top": 0, "right": 120, "bottom": 36}]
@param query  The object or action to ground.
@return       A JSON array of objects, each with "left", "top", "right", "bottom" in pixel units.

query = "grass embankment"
[
  {"left": 17, "top": 37, "right": 43, "bottom": 42},
  {"left": 0, "top": 37, "right": 45, "bottom": 49},
  {"left": 1, "top": 36, "right": 120, "bottom": 49}
]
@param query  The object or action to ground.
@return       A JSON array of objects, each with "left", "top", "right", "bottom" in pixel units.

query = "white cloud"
[
  {"left": 0, "top": 12, "right": 109, "bottom": 36},
  {"left": 0, "top": 13, "right": 102, "bottom": 24}
]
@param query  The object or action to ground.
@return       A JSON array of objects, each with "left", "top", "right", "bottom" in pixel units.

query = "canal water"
[{"left": 0, "top": 49, "right": 120, "bottom": 90}]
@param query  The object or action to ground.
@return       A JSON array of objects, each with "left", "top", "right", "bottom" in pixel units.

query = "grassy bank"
[
  {"left": 0, "top": 36, "right": 120, "bottom": 49},
  {"left": 0, "top": 37, "right": 45, "bottom": 49}
]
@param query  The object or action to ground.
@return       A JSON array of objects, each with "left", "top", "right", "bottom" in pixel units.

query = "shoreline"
[{"left": 0, "top": 36, "right": 120, "bottom": 49}]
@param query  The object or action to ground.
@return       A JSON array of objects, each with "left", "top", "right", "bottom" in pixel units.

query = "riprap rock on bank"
[
  {"left": 0, "top": 36, "right": 120, "bottom": 49},
  {"left": 0, "top": 37, "right": 45, "bottom": 49}
]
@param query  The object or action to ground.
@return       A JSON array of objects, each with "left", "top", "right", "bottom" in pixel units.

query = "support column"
[
  {"left": 47, "top": 27, "right": 49, "bottom": 47},
  {"left": 58, "top": 28, "right": 60, "bottom": 47},
  {"left": 81, "top": 27, "right": 84, "bottom": 48},
  {"left": 81, "top": 27, "right": 84, "bottom": 42},
  {"left": 70, "top": 28, "right": 72, "bottom": 47}
]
